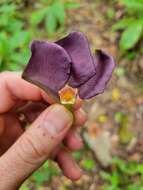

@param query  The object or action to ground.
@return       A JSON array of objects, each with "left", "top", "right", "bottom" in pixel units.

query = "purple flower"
[{"left": 22, "top": 31, "right": 115, "bottom": 102}]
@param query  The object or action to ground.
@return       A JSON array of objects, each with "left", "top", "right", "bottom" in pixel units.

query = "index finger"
[
  {"left": 0, "top": 72, "right": 83, "bottom": 114},
  {"left": 0, "top": 72, "right": 54, "bottom": 113}
]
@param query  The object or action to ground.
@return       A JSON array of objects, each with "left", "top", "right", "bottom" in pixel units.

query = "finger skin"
[
  {"left": 0, "top": 114, "right": 23, "bottom": 155},
  {"left": 56, "top": 149, "right": 82, "bottom": 180},
  {"left": 0, "top": 72, "right": 51, "bottom": 113},
  {"left": 17, "top": 102, "right": 87, "bottom": 152},
  {"left": 0, "top": 116, "right": 5, "bottom": 137},
  {"left": 0, "top": 104, "right": 73, "bottom": 190},
  {"left": 0, "top": 72, "right": 82, "bottom": 114},
  {"left": 0, "top": 72, "right": 85, "bottom": 188},
  {"left": 64, "top": 128, "right": 83, "bottom": 151},
  {"left": 73, "top": 97, "right": 82, "bottom": 110},
  {"left": 17, "top": 101, "right": 48, "bottom": 123},
  {"left": 19, "top": 104, "right": 87, "bottom": 152},
  {"left": 18, "top": 103, "right": 86, "bottom": 126},
  {"left": 74, "top": 108, "right": 87, "bottom": 126}
]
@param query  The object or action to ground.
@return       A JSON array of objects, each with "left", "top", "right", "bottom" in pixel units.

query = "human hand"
[{"left": 0, "top": 72, "right": 87, "bottom": 190}]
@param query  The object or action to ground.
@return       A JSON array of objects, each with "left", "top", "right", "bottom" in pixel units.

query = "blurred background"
[{"left": 0, "top": 0, "right": 143, "bottom": 189}]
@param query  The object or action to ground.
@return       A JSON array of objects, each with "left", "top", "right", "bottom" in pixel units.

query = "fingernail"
[{"left": 43, "top": 104, "right": 73, "bottom": 136}]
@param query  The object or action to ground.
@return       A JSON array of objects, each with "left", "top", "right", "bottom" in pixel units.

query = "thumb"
[{"left": 0, "top": 104, "right": 73, "bottom": 190}]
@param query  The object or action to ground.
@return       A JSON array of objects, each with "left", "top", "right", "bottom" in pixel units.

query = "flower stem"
[{"left": 64, "top": 104, "right": 74, "bottom": 113}]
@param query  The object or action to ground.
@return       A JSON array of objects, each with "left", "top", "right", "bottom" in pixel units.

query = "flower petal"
[
  {"left": 22, "top": 40, "right": 71, "bottom": 102},
  {"left": 56, "top": 31, "right": 96, "bottom": 88},
  {"left": 79, "top": 50, "right": 115, "bottom": 99}
]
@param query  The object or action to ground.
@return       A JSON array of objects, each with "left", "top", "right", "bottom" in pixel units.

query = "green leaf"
[
  {"left": 32, "top": 161, "right": 60, "bottom": 187},
  {"left": 106, "top": 8, "right": 116, "bottom": 20},
  {"left": 114, "top": 112, "right": 123, "bottom": 122},
  {"left": 7, "top": 62, "right": 21, "bottom": 71},
  {"left": 43, "top": 161, "right": 49, "bottom": 169},
  {"left": 127, "top": 183, "right": 143, "bottom": 190},
  {"left": 0, "top": 32, "right": 10, "bottom": 57},
  {"left": 100, "top": 171, "right": 112, "bottom": 181},
  {"left": 120, "top": 0, "right": 143, "bottom": 13},
  {"left": 119, "top": 22, "right": 143, "bottom": 50},
  {"left": 137, "top": 164, "right": 143, "bottom": 174},
  {"left": 33, "top": 170, "right": 47, "bottom": 186},
  {"left": 111, "top": 157, "right": 127, "bottom": 173},
  {"left": 30, "top": 8, "right": 48, "bottom": 26},
  {"left": 52, "top": 1, "right": 65, "bottom": 26},
  {"left": 125, "top": 51, "right": 137, "bottom": 60},
  {"left": 0, "top": 57, "right": 2, "bottom": 68},
  {"left": 10, "top": 31, "right": 31, "bottom": 49},
  {"left": 0, "top": 3, "right": 16, "bottom": 14},
  {"left": 112, "top": 18, "right": 135, "bottom": 31},
  {"left": 118, "top": 115, "right": 134, "bottom": 144},
  {"left": 8, "top": 19, "right": 24, "bottom": 33},
  {"left": 72, "top": 150, "right": 83, "bottom": 161},
  {"left": 64, "top": 2, "right": 81, "bottom": 9},
  {"left": 19, "top": 183, "right": 29, "bottom": 190},
  {"left": 110, "top": 171, "right": 120, "bottom": 186},
  {"left": 10, "top": 49, "right": 30, "bottom": 67},
  {"left": 81, "top": 159, "right": 95, "bottom": 171},
  {"left": 46, "top": 9, "right": 57, "bottom": 35},
  {"left": 102, "top": 185, "right": 119, "bottom": 190}
]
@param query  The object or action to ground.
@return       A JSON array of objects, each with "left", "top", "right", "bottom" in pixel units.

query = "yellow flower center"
[{"left": 59, "top": 85, "right": 77, "bottom": 105}]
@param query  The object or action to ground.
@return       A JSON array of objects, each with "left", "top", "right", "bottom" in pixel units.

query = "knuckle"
[
  {"left": 0, "top": 71, "right": 12, "bottom": 79},
  {"left": 17, "top": 133, "right": 45, "bottom": 166},
  {"left": 0, "top": 71, "right": 21, "bottom": 81}
]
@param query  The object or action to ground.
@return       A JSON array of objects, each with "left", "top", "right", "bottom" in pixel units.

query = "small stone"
[
  {"left": 61, "top": 176, "right": 72, "bottom": 186},
  {"left": 89, "top": 184, "right": 96, "bottom": 190},
  {"left": 84, "top": 130, "right": 112, "bottom": 167}
]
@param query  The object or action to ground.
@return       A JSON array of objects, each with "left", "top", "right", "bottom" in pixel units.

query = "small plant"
[
  {"left": 31, "top": 161, "right": 60, "bottom": 187},
  {"left": 81, "top": 158, "right": 95, "bottom": 171},
  {"left": 0, "top": 0, "right": 80, "bottom": 71},
  {"left": 0, "top": 2, "right": 31, "bottom": 71},
  {"left": 30, "top": 0, "right": 80, "bottom": 36},
  {"left": 113, "top": 0, "right": 143, "bottom": 51},
  {"left": 20, "top": 161, "right": 60, "bottom": 189},
  {"left": 101, "top": 157, "right": 143, "bottom": 190},
  {"left": 114, "top": 112, "right": 134, "bottom": 144}
]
